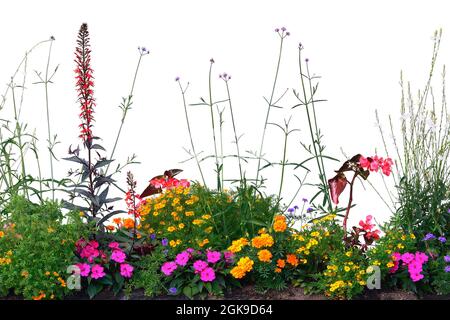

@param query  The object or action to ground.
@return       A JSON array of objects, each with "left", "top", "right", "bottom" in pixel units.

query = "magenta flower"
[
  {"left": 193, "top": 260, "right": 208, "bottom": 273},
  {"left": 206, "top": 251, "right": 221, "bottom": 264},
  {"left": 200, "top": 267, "right": 216, "bottom": 282},
  {"left": 108, "top": 242, "right": 121, "bottom": 250},
  {"left": 91, "top": 264, "right": 105, "bottom": 279},
  {"left": 401, "top": 253, "right": 415, "bottom": 264},
  {"left": 120, "top": 263, "right": 134, "bottom": 278},
  {"left": 111, "top": 250, "right": 126, "bottom": 263},
  {"left": 224, "top": 251, "right": 235, "bottom": 264},
  {"left": 414, "top": 252, "right": 428, "bottom": 264},
  {"left": 80, "top": 245, "right": 100, "bottom": 263},
  {"left": 77, "top": 263, "right": 91, "bottom": 277},
  {"left": 161, "top": 261, "right": 178, "bottom": 276},
  {"left": 175, "top": 251, "right": 190, "bottom": 266}
]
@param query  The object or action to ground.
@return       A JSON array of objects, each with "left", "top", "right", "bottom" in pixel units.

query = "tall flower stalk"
[
  {"left": 75, "top": 23, "right": 96, "bottom": 216},
  {"left": 254, "top": 27, "right": 289, "bottom": 189}
]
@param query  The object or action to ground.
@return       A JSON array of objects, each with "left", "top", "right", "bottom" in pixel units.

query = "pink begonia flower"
[
  {"left": 193, "top": 260, "right": 208, "bottom": 273},
  {"left": 359, "top": 156, "right": 370, "bottom": 169},
  {"left": 161, "top": 261, "right": 178, "bottom": 276},
  {"left": 89, "top": 240, "right": 99, "bottom": 249},
  {"left": 111, "top": 250, "right": 126, "bottom": 263},
  {"left": 206, "top": 251, "right": 221, "bottom": 264},
  {"left": 200, "top": 267, "right": 216, "bottom": 282},
  {"left": 77, "top": 263, "right": 91, "bottom": 277},
  {"left": 91, "top": 264, "right": 106, "bottom": 279},
  {"left": 80, "top": 244, "right": 100, "bottom": 263},
  {"left": 120, "top": 263, "right": 134, "bottom": 278},
  {"left": 109, "top": 242, "right": 121, "bottom": 250},
  {"left": 415, "top": 252, "right": 428, "bottom": 264},
  {"left": 175, "top": 251, "right": 190, "bottom": 266}
]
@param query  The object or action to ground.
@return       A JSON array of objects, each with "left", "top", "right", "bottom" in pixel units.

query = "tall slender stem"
[
  {"left": 207, "top": 61, "right": 221, "bottom": 190},
  {"left": 225, "top": 81, "right": 243, "bottom": 182},
  {"left": 255, "top": 36, "right": 285, "bottom": 188},
  {"left": 44, "top": 39, "right": 55, "bottom": 200},
  {"left": 278, "top": 128, "right": 288, "bottom": 200},
  {"left": 343, "top": 173, "right": 357, "bottom": 240}
]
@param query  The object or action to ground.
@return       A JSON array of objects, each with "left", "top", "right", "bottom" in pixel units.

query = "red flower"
[
  {"left": 359, "top": 155, "right": 393, "bottom": 176},
  {"left": 75, "top": 23, "right": 96, "bottom": 143},
  {"left": 328, "top": 173, "right": 347, "bottom": 205}
]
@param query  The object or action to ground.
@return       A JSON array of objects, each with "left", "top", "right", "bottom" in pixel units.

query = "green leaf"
[{"left": 87, "top": 283, "right": 103, "bottom": 299}]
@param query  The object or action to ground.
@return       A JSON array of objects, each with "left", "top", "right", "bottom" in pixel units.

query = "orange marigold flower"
[
  {"left": 105, "top": 225, "right": 115, "bottom": 231},
  {"left": 257, "top": 249, "right": 273, "bottom": 262},
  {"left": 123, "top": 218, "right": 135, "bottom": 229},
  {"left": 251, "top": 234, "right": 274, "bottom": 249},
  {"left": 277, "top": 259, "right": 286, "bottom": 268},
  {"left": 275, "top": 267, "right": 282, "bottom": 273},
  {"left": 286, "top": 254, "right": 299, "bottom": 267},
  {"left": 113, "top": 218, "right": 122, "bottom": 225},
  {"left": 273, "top": 215, "right": 287, "bottom": 232}
]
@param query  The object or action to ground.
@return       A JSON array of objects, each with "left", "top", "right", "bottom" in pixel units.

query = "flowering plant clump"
[
  {"left": 138, "top": 181, "right": 215, "bottom": 252},
  {"left": 159, "top": 248, "right": 235, "bottom": 299},
  {"left": 227, "top": 215, "right": 304, "bottom": 291},
  {"left": 74, "top": 238, "right": 134, "bottom": 298}
]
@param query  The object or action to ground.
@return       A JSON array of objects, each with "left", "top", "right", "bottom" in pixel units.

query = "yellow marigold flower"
[
  {"left": 185, "top": 211, "right": 194, "bottom": 217},
  {"left": 385, "top": 250, "right": 392, "bottom": 254},
  {"left": 258, "top": 228, "right": 267, "bottom": 234},
  {"left": 397, "top": 243, "right": 404, "bottom": 249},
  {"left": 359, "top": 270, "right": 366, "bottom": 275},
  {"left": 273, "top": 215, "right": 287, "bottom": 232},
  {"left": 199, "top": 239, "right": 209, "bottom": 247},
  {"left": 257, "top": 249, "right": 273, "bottom": 262},
  {"left": 410, "top": 234, "right": 416, "bottom": 239},
  {"left": 359, "top": 281, "right": 366, "bottom": 286},
  {"left": 178, "top": 223, "right": 185, "bottom": 229},
  {"left": 236, "top": 256, "right": 254, "bottom": 273},
  {"left": 153, "top": 211, "right": 160, "bottom": 217},
  {"left": 324, "top": 231, "right": 330, "bottom": 237},
  {"left": 299, "top": 258, "right": 307, "bottom": 264},
  {"left": 251, "top": 234, "right": 274, "bottom": 249},
  {"left": 227, "top": 238, "right": 249, "bottom": 253},
  {"left": 274, "top": 267, "right": 282, "bottom": 273},
  {"left": 21, "top": 270, "right": 29, "bottom": 278},
  {"left": 344, "top": 266, "right": 351, "bottom": 272},
  {"left": 202, "top": 214, "right": 211, "bottom": 220},
  {"left": 204, "top": 226, "right": 213, "bottom": 233},
  {"left": 176, "top": 206, "right": 184, "bottom": 212},
  {"left": 304, "top": 250, "right": 310, "bottom": 255},
  {"left": 310, "top": 231, "right": 320, "bottom": 237},
  {"left": 277, "top": 259, "right": 286, "bottom": 268},
  {"left": 387, "top": 262, "right": 394, "bottom": 268},
  {"left": 45, "top": 271, "right": 50, "bottom": 276},
  {"left": 169, "top": 240, "right": 177, "bottom": 247},
  {"left": 79, "top": 211, "right": 85, "bottom": 217},
  {"left": 172, "top": 198, "right": 180, "bottom": 206},
  {"left": 345, "top": 251, "right": 352, "bottom": 258},
  {"left": 6, "top": 250, "right": 12, "bottom": 256},
  {"left": 192, "top": 219, "right": 205, "bottom": 225},
  {"left": 286, "top": 254, "right": 299, "bottom": 267},
  {"left": 167, "top": 226, "right": 177, "bottom": 232},
  {"left": 373, "top": 260, "right": 381, "bottom": 266},
  {"left": 401, "top": 235, "right": 406, "bottom": 241},
  {"left": 159, "top": 221, "right": 166, "bottom": 225},
  {"left": 185, "top": 199, "right": 194, "bottom": 205}
]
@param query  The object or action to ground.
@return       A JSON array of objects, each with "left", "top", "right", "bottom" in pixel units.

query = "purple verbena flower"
[
  {"left": 169, "top": 287, "right": 177, "bottom": 294},
  {"left": 162, "top": 238, "right": 169, "bottom": 246},
  {"left": 175, "top": 76, "right": 180, "bottom": 82},
  {"left": 438, "top": 236, "right": 446, "bottom": 243},
  {"left": 445, "top": 266, "right": 450, "bottom": 273},
  {"left": 287, "top": 208, "right": 294, "bottom": 213},
  {"left": 306, "top": 207, "right": 313, "bottom": 213},
  {"left": 302, "top": 198, "right": 308, "bottom": 203},
  {"left": 423, "top": 233, "right": 436, "bottom": 241},
  {"left": 294, "top": 205, "right": 299, "bottom": 210},
  {"left": 444, "top": 255, "right": 450, "bottom": 263}
]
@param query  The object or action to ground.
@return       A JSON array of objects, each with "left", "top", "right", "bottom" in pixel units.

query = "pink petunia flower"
[
  {"left": 91, "top": 264, "right": 106, "bottom": 279},
  {"left": 200, "top": 267, "right": 216, "bottom": 282},
  {"left": 175, "top": 251, "right": 190, "bottom": 266},
  {"left": 161, "top": 261, "right": 178, "bottom": 276},
  {"left": 77, "top": 263, "right": 91, "bottom": 277},
  {"left": 415, "top": 252, "right": 428, "bottom": 264},
  {"left": 109, "top": 242, "right": 121, "bottom": 250},
  {"left": 120, "top": 263, "right": 134, "bottom": 278},
  {"left": 193, "top": 260, "right": 208, "bottom": 273},
  {"left": 111, "top": 250, "right": 126, "bottom": 263},
  {"left": 206, "top": 251, "right": 221, "bottom": 264},
  {"left": 401, "top": 253, "right": 415, "bottom": 264}
]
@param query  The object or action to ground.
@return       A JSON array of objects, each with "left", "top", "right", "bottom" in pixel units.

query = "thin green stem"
[
  {"left": 225, "top": 81, "right": 243, "bottom": 182},
  {"left": 207, "top": 61, "right": 221, "bottom": 190},
  {"left": 44, "top": 39, "right": 55, "bottom": 200}
]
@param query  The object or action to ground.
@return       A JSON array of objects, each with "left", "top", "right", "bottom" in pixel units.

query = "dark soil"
[{"left": 2, "top": 285, "right": 448, "bottom": 300}]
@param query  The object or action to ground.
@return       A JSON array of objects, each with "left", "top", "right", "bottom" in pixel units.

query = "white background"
[{"left": 1, "top": 0, "right": 449, "bottom": 228}]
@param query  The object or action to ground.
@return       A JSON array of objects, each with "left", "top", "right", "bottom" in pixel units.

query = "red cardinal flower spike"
[{"left": 75, "top": 23, "right": 96, "bottom": 144}]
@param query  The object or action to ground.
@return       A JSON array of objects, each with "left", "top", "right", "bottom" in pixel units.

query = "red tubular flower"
[{"left": 75, "top": 23, "right": 96, "bottom": 143}]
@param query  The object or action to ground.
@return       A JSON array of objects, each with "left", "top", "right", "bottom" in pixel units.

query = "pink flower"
[
  {"left": 200, "top": 267, "right": 216, "bottom": 282},
  {"left": 186, "top": 248, "right": 195, "bottom": 254},
  {"left": 120, "top": 263, "right": 134, "bottom": 278},
  {"left": 80, "top": 244, "right": 100, "bottom": 263},
  {"left": 410, "top": 272, "right": 424, "bottom": 282},
  {"left": 89, "top": 240, "right": 99, "bottom": 249},
  {"left": 401, "top": 253, "right": 415, "bottom": 264},
  {"left": 91, "top": 264, "right": 105, "bottom": 279},
  {"left": 408, "top": 260, "right": 423, "bottom": 273},
  {"left": 415, "top": 252, "right": 428, "bottom": 264},
  {"left": 206, "top": 251, "right": 221, "bottom": 264},
  {"left": 109, "top": 242, "right": 121, "bottom": 250},
  {"left": 179, "top": 179, "right": 190, "bottom": 188},
  {"left": 389, "top": 261, "right": 399, "bottom": 274},
  {"left": 111, "top": 250, "right": 126, "bottom": 263},
  {"left": 381, "top": 158, "right": 393, "bottom": 176},
  {"left": 359, "top": 215, "right": 375, "bottom": 231},
  {"left": 77, "top": 263, "right": 91, "bottom": 277},
  {"left": 161, "top": 261, "right": 178, "bottom": 276},
  {"left": 392, "top": 252, "right": 402, "bottom": 262},
  {"left": 193, "top": 260, "right": 208, "bottom": 273},
  {"left": 175, "top": 251, "right": 190, "bottom": 266},
  {"left": 359, "top": 156, "right": 370, "bottom": 169},
  {"left": 224, "top": 251, "right": 235, "bottom": 263}
]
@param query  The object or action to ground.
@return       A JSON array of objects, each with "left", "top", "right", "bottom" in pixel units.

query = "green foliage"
[
  {"left": 124, "top": 247, "right": 166, "bottom": 298},
  {"left": 0, "top": 196, "right": 88, "bottom": 299}
]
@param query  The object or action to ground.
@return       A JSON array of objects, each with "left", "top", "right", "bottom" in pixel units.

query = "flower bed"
[{"left": 0, "top": 24, "right": 448, "bottom": 300}]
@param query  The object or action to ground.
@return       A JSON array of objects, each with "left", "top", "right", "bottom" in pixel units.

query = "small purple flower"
[
  {"left": 281, "top": 27, "right": 286, "bottom": 32},
  {"left": 444, "top": 255, "right": 450, "bottom": 263},
  {"left": 169, "top": 287, "right": 177, "bottom": 294},
  {"left": 150, "top": 233, "right": 156, "bottom": 240},
  {"left": 445, "top": 266, "right": 450, "bottom": 273},
  {"left": 306, "top": 207, "right": 313, "bottom": 213},
  {"left": 175, "top": 76, "right": 180, "bottom": 82},
  {"left": 294, "top": 205, "right": 299, "bottom": 210},
  {"left": 138, "top": 46, "right": 150, "bottom": 55},
  {"left": 162, "top": 238, "right": 169, "bottom": 246},
  {"left": 423, "top": 233, "right": 436, "bottom": 241},
  {"left": 447, "top": 208, "right": 450, "bottom": 214},
  {"left": 286, "top": 32, "right": 290, "bottom": 36},
  {"left": 287, "top": 208, "right": 294, "bottom": 213},
  {"left": 305, "top": 58, "right": 309, "bottom": 63},
  {"left": 302, "top": 198, "right": 308, "bottom": 203},
  {"left": 438, "top": 236, "right": 446, "bottom": 243},
  {"left": 275, "top": 28, "right": 279, "bottom": 32},
  {"left": 299, "top": 42, "right": 304, "bottom": 50}
]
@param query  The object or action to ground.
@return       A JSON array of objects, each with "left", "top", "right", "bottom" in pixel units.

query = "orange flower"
[
  {"left": 0, "top": 231, "right": 4, "bottom": 238},
  {"left": 113, "top": 218, "right": 122, "bottom": 225},
  {"left": 286, "top": 254, "right": 299, "bottom": 267},
  {"left": 32, "top": 292, "right": 46, "bottom": 300},
  {"left": 273, "top": 215, "right": 287, "bottom": 232},
  {"left": 277, "top": 259, "right": 286, "bottom": 269},
  {"left": 251, "top": 234, "right": 274, "bottom": 249},
  {"left": 275, "top": 267, "right": 282, "bottom": 273},
  {"left": 123, "top": 218, "right": 135, "bottom": 229},
  {"left": 257, "top": 249, "right": 273, "bottom": 262},
  {"left": 105, "top": 225, "right": 115, "bottom": 231}
]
